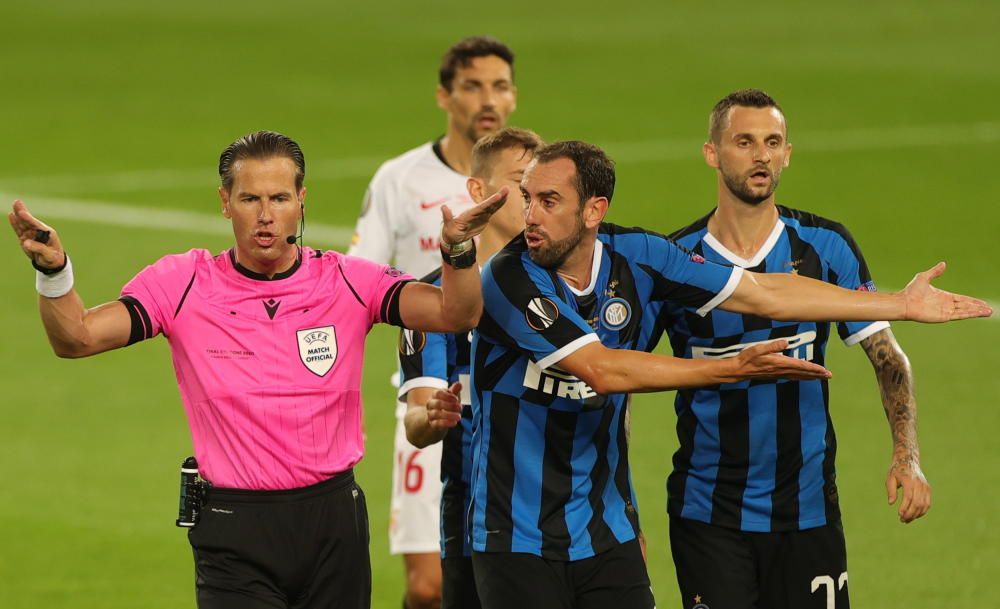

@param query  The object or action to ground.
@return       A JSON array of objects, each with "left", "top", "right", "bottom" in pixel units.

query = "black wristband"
[
  {"left": 441, "top": 241, "right": 477, "bottom": 269},
  {"left": 32, "top": 252, "right": 68, "bottom": 275}
]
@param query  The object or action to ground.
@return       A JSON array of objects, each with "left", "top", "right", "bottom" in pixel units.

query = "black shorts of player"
[
  {"left": 669, "top": 516, "right": 849, "bottom": 609},
  {"left": 187, "top": 469, "right": 371, "bottom": 609},
  {"left": 441, "top": 555, "right": 481, "bottom": 609},
  {"left": 471, "top": 539, "right": 654, "bottom": 609}
]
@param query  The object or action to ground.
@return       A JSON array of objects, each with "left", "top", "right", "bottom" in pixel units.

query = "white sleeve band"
[
  {"left": 36, "top": 255, "right": 74, "bottom": 298},
  {"left": 843, "top": 320, "right": 891, "bottom": 346},
  {"left": 695, "top": 266, "right": 745, "bottom": 317}
]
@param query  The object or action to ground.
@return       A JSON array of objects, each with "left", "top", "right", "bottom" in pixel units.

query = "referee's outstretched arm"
[{"left": 9, "top": 199, "right": 132, "bottom": 358}]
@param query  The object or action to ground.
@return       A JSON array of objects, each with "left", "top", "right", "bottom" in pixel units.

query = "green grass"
[{"left": 1, "top": 1, "right": 998, "bottom": 607}]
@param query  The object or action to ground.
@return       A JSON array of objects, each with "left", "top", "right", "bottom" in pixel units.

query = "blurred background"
[{"left": 1, "top": 1, "right": 998, "bottom": 607}]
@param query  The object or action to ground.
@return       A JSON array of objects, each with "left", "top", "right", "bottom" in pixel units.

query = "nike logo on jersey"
[
  {"left": 263, "top": 298, "right": 281, "bottom": 320},
  {"left": 419, "top": 197, "right": 448, "bottom": 210}
]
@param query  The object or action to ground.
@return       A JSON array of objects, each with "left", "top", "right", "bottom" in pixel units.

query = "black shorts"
[
  {"left": 188, "top": 470, "right": 371, "bottom": 609},
  {"left": 669, "top": 516, "right": 849, "bottom": 609},
  {"left": 471, "top": 539, "right": 654, "bottom": 609},
  {"left": 441, "top": 555, "right": 480, "bottom": 609}
]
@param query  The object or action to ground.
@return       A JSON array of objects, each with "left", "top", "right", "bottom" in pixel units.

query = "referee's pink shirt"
[{"left": 121, "top": 247, "right": 412, "bottom": 490}]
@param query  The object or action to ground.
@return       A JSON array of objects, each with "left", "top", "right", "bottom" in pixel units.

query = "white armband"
[{"left": 35, "top": 255, "right": 74, "bottom": 298}]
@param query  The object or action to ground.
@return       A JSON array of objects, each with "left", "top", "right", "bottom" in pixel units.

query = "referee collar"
[{"left": 228, "top": 248, "right": 302, "bottom": 281}]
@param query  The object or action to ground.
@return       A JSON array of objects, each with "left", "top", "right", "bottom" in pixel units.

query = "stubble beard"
[
  {"left": 721, "top": 164, "right": 781, "bottom": 205},
  {"left": 527, "top": 220, "right": 585, "bottom": 269}
]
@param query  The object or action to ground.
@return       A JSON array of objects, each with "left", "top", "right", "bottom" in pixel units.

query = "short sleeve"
[
  {"left": 347, "top": 166, "right": 403, "bottom": 264},
  {"left": 338, "top": 253, "right": 414, "bottom": 328},
  {"left": 824, "top": 226, "right": 890, "bottom": 346},
  {"left": 397, "top": 328, "right": 450, "bottom": 402},
  {"left": 118, "top": 250, "right": 201, "bottom": 344},
  {"left": 479, "top": 253, "right": 598, "bottom": 370},
  {"left": 644, "top": 236, "right": 744, "bottom": 317}
]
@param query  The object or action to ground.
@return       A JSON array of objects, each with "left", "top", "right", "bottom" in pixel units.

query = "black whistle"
[{"left": 35, "top": 230, "right": 50, "bottom": 244}]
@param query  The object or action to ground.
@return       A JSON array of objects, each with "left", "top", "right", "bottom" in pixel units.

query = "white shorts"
[{"left": 389, "top": 415, "right": 443, "bottom": 555}]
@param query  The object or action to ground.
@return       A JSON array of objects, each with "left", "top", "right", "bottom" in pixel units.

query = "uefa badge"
[
  {"left": 297, "top": 326, "right": 338, "bottom": 377},
  {"left": 600, "top": 297, "right": 631, "bottom": 330}
]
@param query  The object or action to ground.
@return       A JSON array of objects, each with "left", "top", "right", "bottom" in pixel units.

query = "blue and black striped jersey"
[
  {"left": 469, "top": 224, "right": 741, "bottom": 560},
  {"left": 663, "top": 206, "right": 888, "bottom": 533},
  {"left": 396, "top": 268, "right": 475, "bottom": 558}
]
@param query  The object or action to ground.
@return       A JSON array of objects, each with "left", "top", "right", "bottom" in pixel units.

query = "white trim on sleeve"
[
  {"left": 536, "top": 333, "right": 601, "bottom": 371},
  {"left": 843, "top": 321, "right": 891, "bottom": 347},
  {"left": 397, "top": 376, "right": 450, "bottom": 402},
  {"left": 695, "top": 266, "right": 745, "bottom": 317}
]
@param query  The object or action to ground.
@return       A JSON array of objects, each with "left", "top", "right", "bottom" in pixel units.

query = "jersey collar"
[
  {"left": 563, "top": 240, "right": 604, "bottom": 297},
  {"left": 228, "top": 248, "right": 302, "bottom": 281},
  {"left": 703, "top": 216, "right": 785, "bottom": 268}
]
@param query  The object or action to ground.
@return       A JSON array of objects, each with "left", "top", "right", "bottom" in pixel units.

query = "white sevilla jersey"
[{"left": 348, "top": 141, "right": 475, "bottom": 278}]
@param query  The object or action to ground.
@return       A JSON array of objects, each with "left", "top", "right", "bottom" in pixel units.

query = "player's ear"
[
  {"left": 783, "top": 143, "right": 792, "bottom": 168},
  {"left": 298, "top": 186, "right": 307, "bottom": 206},
  {"left": 703, "top": 141, "right": 719, "bottom": 168},
  {"left": 435, "top": 84, "right": 450, "bottom": 111},
  {"left": 219, "top": 187, "right": 231, "bottom": 219},
  {"left": 583, "top": 196, "right": 609, "bottom": 229},
  {"left": 467, "top": 177, "right": 485, "bottom": 202}
]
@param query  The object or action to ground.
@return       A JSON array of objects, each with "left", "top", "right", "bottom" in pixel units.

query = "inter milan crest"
[
  {"left": 525, "top": 297, "right": 559, "bottom": 331},
  {"left": 600, "top": 297, "right": 631, "bottom": 330},
  {"left": 297, "top": 326, "right": 338, "bottom": 377}
]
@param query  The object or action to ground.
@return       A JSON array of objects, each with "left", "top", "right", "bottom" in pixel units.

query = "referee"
[{"left": 9, "top": 130, "right": 508, "bottom": 609}]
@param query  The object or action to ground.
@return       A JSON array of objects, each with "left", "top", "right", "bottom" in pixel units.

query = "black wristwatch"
[{"left": 440, "top": 239, "right": 477, "bottom": 269}]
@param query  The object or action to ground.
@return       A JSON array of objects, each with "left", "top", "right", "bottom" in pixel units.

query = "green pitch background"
[{"left": 2, "top": 1, "right": 998, "bottom": 607}]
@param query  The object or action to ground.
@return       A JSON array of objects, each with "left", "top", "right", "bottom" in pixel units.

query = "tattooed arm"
[{"left": 860, "top": 327, "right": 931, "bottom": 523}]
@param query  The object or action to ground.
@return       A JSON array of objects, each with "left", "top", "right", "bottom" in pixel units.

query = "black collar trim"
[
  {"left": 431, "top": 137, "right": 460, "bottom": 173},
  {"left": 228, "top": 249, "right": 301, "bottom": 281}
]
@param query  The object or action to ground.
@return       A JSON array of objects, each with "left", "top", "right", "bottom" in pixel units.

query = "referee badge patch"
[
  {"left": 601, "top": 297, "right": 631, "bottom": 330},
  {"left": 297, "top": 326, "right": 338, "bottom": 377},
  {"left": 525, "top": 297, "right": 559, "bottom": 331}
]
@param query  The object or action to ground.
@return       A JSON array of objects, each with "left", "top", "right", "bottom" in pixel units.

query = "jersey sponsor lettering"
[
  {"left": 691, "top": 330, "right": 817, "bottom": 362},
  {"left": 521, "top": 360, "right": 603, "bottom": 405}
]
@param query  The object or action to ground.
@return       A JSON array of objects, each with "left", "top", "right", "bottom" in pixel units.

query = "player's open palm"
[
  {"left": 441, "top": 186, "right": 509, "bottom": 245},
  {"left": 887, "top": 454, "right": 931, "bottom": 523},
  {"left": 733, "top": 340, "right": 832, "bottom": 381},
  {"left": 9, "top": 200, "right": 65, "bottom": 270},
  {"left": 902, "top": 262, "right": 992, "bottom": 322}
]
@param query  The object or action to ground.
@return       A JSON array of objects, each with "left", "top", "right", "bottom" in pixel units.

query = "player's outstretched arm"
[
  {"left": 557, "top": 339, "right": 831, "bottom": 396},
  {"left": 398, "top": 187, "right": 510, "bottom": 333},
  {"left": 9, "top": 200, "right": 131, "bottom": 358},
  {"left": 860, "top": 328, "right": 931, "bottom": 524},
  {"left": 404, "top": 384, "right": 462, "bottom": 449},
  {"left": 722, "top": 263, "right": 991, "bottom": 323}
]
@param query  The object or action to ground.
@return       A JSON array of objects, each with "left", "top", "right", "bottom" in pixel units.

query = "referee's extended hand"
[
  {"left": 425, "top": 383, "right": 463, "bottom": 430},
  {"left": 901, "top": 262, "right": 992, "bottom": 322},
  {"left": 887, "top": 453, "right": 931, "bottom": 523},
  {"left": 441, "top": 186, "right": 509, "bottom": 246},
  {"left": 9, "top": 200, "right": 66, "bottom": 270}
]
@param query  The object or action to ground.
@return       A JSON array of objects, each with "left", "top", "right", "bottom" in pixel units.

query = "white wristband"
[{"left": 36, "top": 255, "right": 74, "bottom": 298}]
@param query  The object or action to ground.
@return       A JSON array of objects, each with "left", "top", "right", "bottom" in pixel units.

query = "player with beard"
[
  {"left": 659, "top": 89, "right": 933, "bottom": 609},
  {"left": 347, "top": 36, "right": 518, "bottom": 609},
  {"left": 397, "top": 127, "right": 544, "bottom": 609},
  {"left": 467, "top": 140, "right": 990, "bottom": 609}
]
